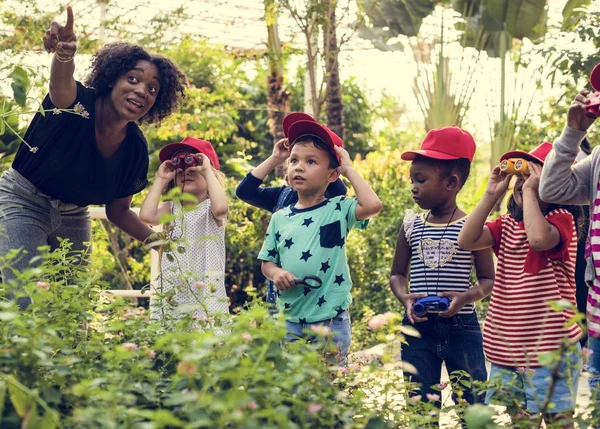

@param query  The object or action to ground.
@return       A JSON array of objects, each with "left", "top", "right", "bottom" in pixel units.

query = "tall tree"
[
  {"left": 323, "top": 0, "right": 344, "bottom": 138},
  {"left": 264, "top": 0, "right": 290, "bottom": 177}
]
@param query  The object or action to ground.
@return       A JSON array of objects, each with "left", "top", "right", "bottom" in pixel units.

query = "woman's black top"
[{"left": 12, "top": 82, "right": 149, "bottom": 206}]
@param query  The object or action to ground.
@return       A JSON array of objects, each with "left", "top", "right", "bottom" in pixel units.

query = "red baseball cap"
[
  {"left": 159, "top": 137, "right": 220, "bottom": 170},
  {"left": 287, "top": 119, "right": 344, "bottom": 164},
  {"left": 591, "top": 63, "right": 600, "bottom": 91},
  {"left": 500, "top": 142, "right": 552, "bottom": 165},
  {"left": 401, "top": 125, "right": 476, "bottom": 162},
  {"left": 283, "top": 112, "right": 315, "bottom": 137}
]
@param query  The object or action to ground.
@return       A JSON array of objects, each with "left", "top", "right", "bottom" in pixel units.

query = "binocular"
[
  {"left": 413, "top": 296, "right": 450, "bottom": 316},
  {"left": 171, "top": 154, "right": 200, "bottom": 169},
  {"left": 499, "top": 158, "right": 529, "bottom": 175}
]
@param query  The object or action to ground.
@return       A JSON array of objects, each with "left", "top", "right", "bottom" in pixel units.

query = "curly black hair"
[{"left": 84, "top": 42, "right": 187, "bottom": 124}]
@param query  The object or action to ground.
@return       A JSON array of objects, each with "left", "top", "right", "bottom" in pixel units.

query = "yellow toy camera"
[{"left": 499, "top": 158, "right": 529, "bottom": 175}]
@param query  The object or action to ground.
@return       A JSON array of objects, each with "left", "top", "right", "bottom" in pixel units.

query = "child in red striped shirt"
[{"left": 458, "top": 143, "right": 583, "bottom": 426}]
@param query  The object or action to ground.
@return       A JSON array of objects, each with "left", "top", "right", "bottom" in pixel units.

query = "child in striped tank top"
[
  {"left": 461, "top": 142, "right": 583, "bottom": 425},
  {"left": 390, "top": 126, "right": 495, "bottom": 419},
  {"left": 539, "top": 89, "right": 600, "bottom": 412}
]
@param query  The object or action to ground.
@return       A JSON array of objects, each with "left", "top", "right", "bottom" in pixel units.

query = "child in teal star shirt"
[{"left": 258, "top": 115, "right": 382, "bottom": 359}]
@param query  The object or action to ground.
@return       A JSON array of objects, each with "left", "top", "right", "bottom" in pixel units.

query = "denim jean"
[
  {"left": 401, "top": 312, "right": 487, "bottom": 406},
  {"left": 0, "top": 168, "right": 90, "bottom": 309},
  {"left": 285, "top": 310, "right": 352, "bottom": 362},
  {"left": 589, "top": 335, "right": 600, "bottom": 392}
]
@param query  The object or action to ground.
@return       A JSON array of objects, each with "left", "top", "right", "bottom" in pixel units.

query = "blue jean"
[
  {"left": 485, "top": 343, "right": 581, "bottom": 413},
  {"left": 0, "top": 168, "right": 90, "bottom": 309},
  {"left": 401, "top": 312, "right": 487, "bottom": 405},
  {"left": 589, "top": 335, "right": 600, "bottom": 392},
  {"left": 285, "top": 310, "right": 352, "bottom": 361}
]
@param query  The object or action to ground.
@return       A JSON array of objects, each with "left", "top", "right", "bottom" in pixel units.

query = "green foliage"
[{"left": 542, "top": 4, "right": 600, "bottom": 87}]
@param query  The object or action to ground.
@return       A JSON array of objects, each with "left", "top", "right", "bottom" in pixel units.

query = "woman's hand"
[
  {"left": 43, "top": 6, "right": 77, "bottom": 58},
  {"left": 485, "top": 165, "right": 512, "bottom": 200},
  {"left": 567, "top": 89, "right": 596, "bottom": 132}
]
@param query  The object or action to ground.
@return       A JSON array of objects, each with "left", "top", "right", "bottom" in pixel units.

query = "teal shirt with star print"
[{"left": 258, "top": 196, "right": 368, "bottom": 323}]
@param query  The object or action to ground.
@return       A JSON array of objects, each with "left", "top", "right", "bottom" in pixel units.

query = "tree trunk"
[
  {"left": 323, "top": 0, "right": 344, "bottom": 139},
  {"left": 265, "top": 0, "right": 290, "bottom": 177}
]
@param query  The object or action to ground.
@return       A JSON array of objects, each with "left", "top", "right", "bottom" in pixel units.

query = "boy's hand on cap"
[
  {"left": 568, "top": 89, "right": 596, "bottom": 132},
  {"left": 273, "top": 268, "right": 296, "bottom": 291},
  {"left": 272, "top": 139, "right": 291, "bottom": 163},
  {"left": 334, "top": 146, "right": 352, "bottom": 175}
]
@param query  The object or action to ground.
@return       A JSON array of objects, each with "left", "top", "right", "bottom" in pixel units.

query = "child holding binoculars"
[
  {"left": 139, "top": 137, "right": 230, "bottom": 328},
  {"left": 389, "top": 126, "right": 494, "bottom": 416},
  {"left": 540, "top": 88, "right": 600, "bottom": 410},
  {"left": 459, "top": 142, "right": 582, "bottom": 426}
]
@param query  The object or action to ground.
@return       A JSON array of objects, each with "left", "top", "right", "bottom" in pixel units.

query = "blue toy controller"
[{"left": 413, "top": 296, "right": 450, "bottom": 316}]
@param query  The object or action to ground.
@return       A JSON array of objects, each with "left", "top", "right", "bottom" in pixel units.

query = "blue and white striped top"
[{"left": 406, "top": 212, "right": 475, "bottom": 314}]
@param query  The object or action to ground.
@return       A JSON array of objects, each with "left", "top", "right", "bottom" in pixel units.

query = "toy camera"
[
  {"left": 413, "top": 296, "right": 450, "bottom": 316},
  {"left": 171, "top": 154, "right": 199, "bottom": 169},
  {"left": 586, "top": 63, "right": 600, "bottom": 119},
  {"left": 499, "top": 158, "right": 529, "bottom": 175}
]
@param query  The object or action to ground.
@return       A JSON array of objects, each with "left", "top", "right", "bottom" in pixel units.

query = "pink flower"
[
  {"left": 515, "top": 412, "right": 526, "bottom": 419},
  {"left": 145, "top": 349, "right": 156, "bottom": 359},
  {"left": 308, "top": 403, "right": 322, "bottom": 414},
  {"left": 310, "top": 325, "right": 331, "bottom": 336},
  {"left": 36, "top": 281, "right": 50, "bottom": 289},
  {"left": 367, "top": 312, "right": 398, "bottom": 330},
  {"left": 426, "top": 393, "right": 440, "bottom": 402},
  {"left": 177, "top": 360, "right": 197, "bottom": 376},
  {"left": 122, "top": 342, "right": 138, "bottom": 352},
  {"left": 246, "top": 400, "right": 258, "bottom": 410},
  {"left": 409, "top": 395, "right": 422, "bottom": 402},
  {"left": 437, "top": 382, "right": 448, "bottom": 390},
  {"left": 516, "top": 367, "right": 536, "bottom": 376},
  {"left": 583, "top": 347, "right": 594, "bottom": 357},
  {"left": 241, "top": 332, "right": 253, "bottom": 342},
  {"left": 193, "top": 281, "right": 207, "bottom": 289}
]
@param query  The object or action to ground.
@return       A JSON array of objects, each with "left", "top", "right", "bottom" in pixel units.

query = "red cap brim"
[
  {"left": 401, "top": 149, "right": 462, "bottom": 161},
  {"left": 159, "top": 143, "right": 197, "bottom": 162},
  {"left": 500, "top": 151, "right": 544, "bottom": 165},
  {"left": 288, "top": 120, "right": 341, "bottom": 163}
]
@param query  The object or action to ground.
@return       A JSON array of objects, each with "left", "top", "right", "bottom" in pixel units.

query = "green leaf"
[
  {"left": 0, "top": 119, "right": 5, "bottom": 137},
  {"left": 10, "top": 66, "right": 29, "bottom": 88},
  {"left": 464, "top": 404, "right": 502, "bottom": 428},
  {"left": 8, "top": 380, "right": 30, "bottom": 417},
  {"left": 398, "top": 324, "right": 421, "bottom": 338},
  {"left": 10, "top": 83, "right": 26, "bottom": 107},
  {"left": 10, "top": 66, "right": 29, "bottom": 107},
  {"left": 37, "top": 410, "right": 59, "bottom": 429},
  {"left": 561, "top": 0, "right": 592, "bottom": 31},
  {"left": 537, "top": 351, "right": 557, "bottom": 367},
  {"left": 548, "top": 299, "right": 575, "bottom": 312}
]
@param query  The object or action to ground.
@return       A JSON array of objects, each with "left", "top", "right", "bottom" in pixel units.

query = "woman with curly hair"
[{"left": 0, "top": 6, "right": 188, "bottom": 309}]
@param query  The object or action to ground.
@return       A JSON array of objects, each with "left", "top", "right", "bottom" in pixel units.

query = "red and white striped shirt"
[
  {"left": 484, "top": 209, "right": 582, "bottom": 367},
  {"left": 587, "top": 181, "right": 600, "bottom": 338}
]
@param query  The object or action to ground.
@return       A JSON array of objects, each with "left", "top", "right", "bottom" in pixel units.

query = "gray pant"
[{"left": 0, "top": 168, "right": 90, "bottom": 309}]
